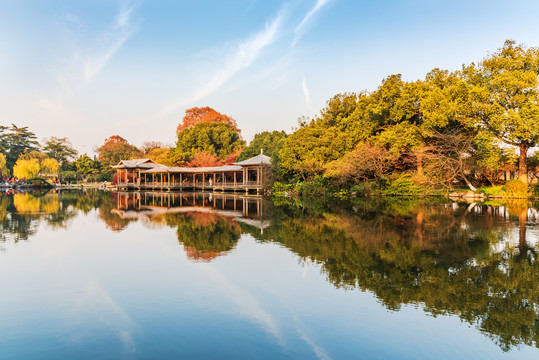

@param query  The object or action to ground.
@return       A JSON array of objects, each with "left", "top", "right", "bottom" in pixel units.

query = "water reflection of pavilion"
[{"left": 112, "top": 191, "right": 270, "bottom": 233}]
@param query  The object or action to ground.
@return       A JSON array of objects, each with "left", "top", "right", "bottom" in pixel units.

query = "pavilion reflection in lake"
[
  {"left": 112, "top": 192, "right": 270, "bottom": 262},
  {"left": 113, "top": 192, "right": 268, "bottom": 228}
]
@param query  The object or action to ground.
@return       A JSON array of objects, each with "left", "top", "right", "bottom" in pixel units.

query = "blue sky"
[{"left": 1, "top": 0, "right": 539, "bottom": 154}]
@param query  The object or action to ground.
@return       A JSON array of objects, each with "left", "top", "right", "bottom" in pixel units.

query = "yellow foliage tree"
[
  {"left": 13, "top": 159, "right": 41, "bottom": 179},
  {"left": 13, "top": 151, "right": 60, "bottom": 180},
  {"left": 0, "top": 153, "right": 8, "bottom": 177},
  {"left": 41, "top": 158, "right": 59, "bottom": 177}
]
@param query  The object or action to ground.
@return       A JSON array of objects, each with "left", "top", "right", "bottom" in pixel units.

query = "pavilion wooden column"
[
  {"left": 234, "top": 172, "right": 237, "bottom": 187},
  {"left": 203, "top": 173, "right": 205, "bottom": 187},
  {"left": 213, "top": 173, "right": 216, "bottom": 186},
  {"left": 193, "top": 174, "right": 195, "bottom": 186},
  {"left": 168, "top": 173, "right": 170, "bottom": 186},
  {"left": 180, "top": 173, "right": 182, "bottom": 187}
]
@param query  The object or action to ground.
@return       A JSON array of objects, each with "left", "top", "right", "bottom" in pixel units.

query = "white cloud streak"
[
  {"left": 292, "top": 0, "right": 331, "bottom": 47},
  {"left": 83, "top": 4, "right": 135, "bottom": 82},
  {"left": 160, "top": 7, "right": 286, "bottom": 116},
  {"left": 302, "top": 76, "right": 314, "bottom": 111}
]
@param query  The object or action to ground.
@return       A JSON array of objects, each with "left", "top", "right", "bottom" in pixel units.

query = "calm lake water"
[{"left": 1, "top": 190, "right": 539, "bottom": 359}]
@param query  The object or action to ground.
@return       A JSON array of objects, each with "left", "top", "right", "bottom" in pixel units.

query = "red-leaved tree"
[{"left": 176, "top": 107, "right": 239, "bottom": 135}]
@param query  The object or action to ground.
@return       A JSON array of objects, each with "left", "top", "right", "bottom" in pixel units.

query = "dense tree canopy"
[
  {"left": 175, "top": 122, "right": 245, "bottom": 164},
  {"left": 75, "top": 154, "right": 100, "bottom": 181},
  {"left": 0, "top": 124, "right": 39, "bottom": 170},
  {"left": 42, "top": 137, "right": 78, "bottom": 166},
  {"left": 464, "top": 40, "right": 539, "bottom": 184},
  {"left": 12, "top": 151, "right": 59, "bottom": 179},
  {"left": 96, "top": 135, "right": 140, "bottom": 167},
  {"left": 176, "top": 106, "right": 238, "bottom": 134},
  {"left": 273, "top": 41, "right": 539, "bottom": 190},
  {"left": 237, "top": 130, "right": 287, "bottom": 161}
]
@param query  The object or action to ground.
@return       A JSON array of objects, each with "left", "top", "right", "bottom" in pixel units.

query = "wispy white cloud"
[
  {"left": 58, "top": 2, "right": 136, "bottom": 90},
  {"left": 302, "top": 76, "right": 314, "bottom": 111},
  {"left": 115, "top": 6, "right": 134, "bottom": 29},
  {"left": 292, "top": 0, "right": 331, "bottom": 47},
  {"left": 160, "top": 6, "right": 286, "bottom": 116},
  {"left": 82, "top": 4, "right": 136, "bottom": 82},
  {"left": 42, "top": 2, "right": 137, "bottom": 129}
]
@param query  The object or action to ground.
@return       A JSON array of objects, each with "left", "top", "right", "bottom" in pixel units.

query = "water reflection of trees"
[
  {"left": 0, "top": 190, "right": 116, "bottom": 246},
  {"left": 267, "top": 198, "right": 539, "bottom": 351},
  {"left": 3, "top": 190, "right": 539, "bottom": 350},
  {"left": 164, "top": 212, "right": 241, "bottom": 262}
]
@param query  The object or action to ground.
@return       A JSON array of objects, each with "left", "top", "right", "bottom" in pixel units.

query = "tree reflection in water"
[
  {"left": 165, "top": 212, "right": 241, "bottom": 262},
  {"left": 2, "top": 190, "right": 539, "bottom": 350},
  {"left": 266, "top": 197, "right": 539, "bottom": 352}
]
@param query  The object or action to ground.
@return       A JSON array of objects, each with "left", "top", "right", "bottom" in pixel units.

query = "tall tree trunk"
[{"left": 519, "top": 143, "right": 529, "bottom": 184}]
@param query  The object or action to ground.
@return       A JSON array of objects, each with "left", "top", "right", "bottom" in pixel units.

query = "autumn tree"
[
  {"left": 324, "top": 142, "right": 397, "bottom": 185},
  {"left": 187, "top": 151, "right": 223, "bottom": 167},
  {"left": 0, "top": 153, "right": 9, "bottom": 177},
  {"left": 140, "top": 141, "right": 166, "bottom": 155},
  {"left": 464, "top": 40, "right": 539, "bottom": 184},
  {"left": 176, "top": 106, "right": 238, "bottom": 134},
  {"left": 13, "top": 151, "right": 59, "bottom": 179},
  {"left": 96, "top": 135, "right": 140, "bottom": 167}
]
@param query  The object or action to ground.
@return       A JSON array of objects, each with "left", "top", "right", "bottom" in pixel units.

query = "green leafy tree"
[
  {"left": 473, "top": 131, "right": 517, "bottom": 185},
  {"left": 42, "top": 137, "right": 78, "bottom": 166},
  {"left": 464, "top": 40, "right": 539, "bottom": 184},
  {"left": 175, "top": 122, "right": 245, "bottom": 163},
  {"left": 75, "top": 154, "right": 99, "bottom": 181},
  {"left": 1, "top": 124, "right": 39, "bottom": 170},
  {"left": 237, "top": 131, "right": 287, "bottom": 161},
  {"left": 278, "top": 93, "right": 377, "bottom": 179}
]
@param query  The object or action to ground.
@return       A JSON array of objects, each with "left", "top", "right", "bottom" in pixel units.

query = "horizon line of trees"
[{"left": 2, "top": 40, "right": 538, "bottom": 191}]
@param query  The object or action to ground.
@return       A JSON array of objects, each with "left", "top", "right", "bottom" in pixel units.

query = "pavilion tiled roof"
[
  {"left": 111, "top": 159, "right": 160, "bottom": 169},
  {"left": 234, "top": 154, "right": 271, "bottom": 166}
]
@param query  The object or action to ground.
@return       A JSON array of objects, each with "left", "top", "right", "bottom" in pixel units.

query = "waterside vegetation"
[{"left": 2, "top": 40, "right": 539, "bottom": 198}]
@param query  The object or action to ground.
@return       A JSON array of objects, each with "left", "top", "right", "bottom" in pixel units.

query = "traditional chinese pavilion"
[{"left": 111, "top": 153, "right": 271, "bottom": 194}]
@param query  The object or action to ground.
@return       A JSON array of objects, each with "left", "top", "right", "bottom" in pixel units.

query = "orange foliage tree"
[
  {"left": 176, "top": 107, "right": 239, "bottom": 135},
  {"left": 96, "top": 135, "right": 140, "bottom": 167},
  {"left": 187, "top": 151, "right": 223, "bottom": 167}
]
